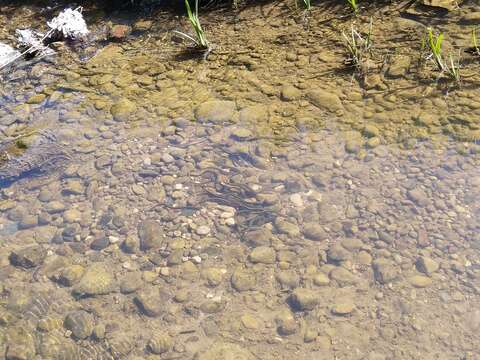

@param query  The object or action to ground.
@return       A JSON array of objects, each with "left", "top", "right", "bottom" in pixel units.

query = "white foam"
[{"left": 47, "top": 7, "right": 89, "bottom": 39}]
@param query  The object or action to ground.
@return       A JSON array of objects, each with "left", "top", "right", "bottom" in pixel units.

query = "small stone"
[
  {"left": 9, "top": 246, "right": 47, "bottom": 268},
  {"left": 122, "top": 236, "right": 140, "bottom": 253},
  {"left": 313, "top": 273, "right": 330, "bottom": 286},
  {"left": 241, "top": 313, "right": 261, "bottom": 329},
  {"left": 73, "top": 262, "right": 116, "bottom": 297},
  {"left": 307, "top": 89, "right": 343, "bottom": 113},
  {"left": 345, "top": 138, "right": 362, "bottom": 154},
  {"left": 460, "top": 12, "right": 480, "bottom": 25},
  {"left": 249, "top": 246, "right": 276, "bottom": 264},
  {"left": 276, "top": 271, "right": 300, "bottom": 289},
  {"left": 407, "top": 188, "right": 429, "bottom": 207},
  {"left": 138, "top": 220, "right": 163, "bottom": 251},
  {"left": 276, "top": 310, "right": 297, "bottom": 336},
  {"left": 111, "top": 98, "right": 137, "bottom": 121},
  {"left": 373, "top": 259, "right": 399, "bottom": 284},
  {"left": 363, "top": 124, "right": 380, "bottom": 138},
  {"left": 196, "top": 225, "right": 210, "bottom": 236},
  {"left": 341, "top": 238, "right": 363, "bottom": 251},
  {"left": 63, "top": 209, "right": 81, "bottom": 223},
  {"left": 57, "top": 265, "right": 85, "bottom": 286},
  {"left": 304, "top": 327, "right": 318, "bottom": 343},
  {"left": 327, "top": 244, "right": 351, "bottom": 263},
  {"left": 281, "top": 85, "right": 301, "bottom": 101},
  {"left": 416, "top": 256, "right": 439, "bottom": 275},
  {"left": 366, "top": 137, "right": 381, "bottom": 148},
  {"left": 148, "top": 332, "right": 172, "bottom": 354},
  {"left": 18, "top": 215, "right": 38, "bottom": 229},
  {"left": 92, "top": 324, "right": 106, "bottom": 340},
  {"left": 64, "top": 310, "right": 94, "bottom": 340},
  {"left": 275, "top": 217, "right": 300, "bottom": 237},
  {"left": 230, "top": 127, "right": 253, "bottom": 140},
  {"left": 330, "top": 267, "right": 358, "bottom": 286},
  {"left": 27, "top": 93, "right": 46, "bottom": 104},
  {"left": 62, "top": 179, "right": 84, "bottom": 195},
  {"left": 409, "top": 275, "right": 432, "bottom": 288},
  {"left": 331, "top": 302, "right": 355, "bottom": 315},
  {"left": 45, "top": 201, "right": 66, "bottom": 213},
  {"left": 109, "top": 24, "right": 132, "bottom": 40},
  {"left": 120, "top": 272, "right": 143, "bottom": 294},
  {"left": 133, "top": 20, "right": 153, "bottom": 31},
  {"left": 174, "top": 288, "right": 190, "bottom": 303},
  {"left": 195, "top": 100, "right": 236, "bottom": 124},
  {"left": 90, "top": 236, "right": 109, "bottom": 251},
  {"left": 203, "top": 268, "right": 224, "bottom": 287},
  {"left": 161, "top": 153, "right": 174, "bottom": 163},
  {"left": 303, "top": 223, "right": 327, "bottom": 241},
  {"left": 289, "top": 193, "right": 303, "bottom": 207},
  {"left": 200, "top": 298, "right": 225, "bottom": 313},
  {"left": 387, "top": 56, "right": 411, "bottom": 78},
  {"left": 289, "top": 288, "right": 319, "bottom": 311},
  {"left": 231, "top": 269, "right": 256, "bottom": 291},
  {"left": 356, "top": 251, "right": 372, "bottom": 265},
  {"left": 135, "top": 288, "right": 163, "bottom": 317}
]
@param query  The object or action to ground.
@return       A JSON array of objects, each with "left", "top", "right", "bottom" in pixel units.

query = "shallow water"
[{"left": 0, "top": 1, "right": 479, "bottom": 360}]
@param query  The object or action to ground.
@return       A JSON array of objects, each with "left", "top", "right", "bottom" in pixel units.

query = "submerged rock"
[
  {"left": 9, "top": 245, "right": 47, "bottom": 268},
  {"left": 307, "top": 89, "right": 343, "bottom": 113},
  {"left": 289, "top": 288, "right": 319, "bottom": 311},
  {"left": 195, "top": 100, "right": 236, "bottom": 124},
  {"left": 64, "top": 310, "right": 94, "bottom": 339},
  {"left": 110, "top": 98, "right": 137, "bottom": 121},
  {"left": 138, "top": 220, "right": 163, "bottom": 251},
  {"left": 147, "top": 332, "right": 172, "bottom": 354},
  {"left": 72, "top": 262, "right": 116, "bottom": 297}
]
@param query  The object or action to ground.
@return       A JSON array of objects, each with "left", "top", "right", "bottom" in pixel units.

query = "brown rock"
[{"left": 109, "top": 24, "right": 132, "bottom": 40}]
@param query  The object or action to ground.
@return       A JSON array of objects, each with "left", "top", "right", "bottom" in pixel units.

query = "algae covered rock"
[
  {"left": 137, "top": 220, "right": 163, "bottom": 251},
  {"left": 110, "top": 98, "right": 137, "bottom": 121},
  {"left": 195, "top": 100, "right": 236, "bottom": 124},
  {"left": 72, "top": 262, "right": 116, "bottom": 297},
  {"left": 64, "top": 310, "right": 94, "bottom": 339},
  {"left": 9, "top": 245, "right": 47, "bottom": 269}
]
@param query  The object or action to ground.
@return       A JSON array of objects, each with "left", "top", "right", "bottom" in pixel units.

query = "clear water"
[{"left": 0, "top": 2, "right": 479, "bottom": 359}]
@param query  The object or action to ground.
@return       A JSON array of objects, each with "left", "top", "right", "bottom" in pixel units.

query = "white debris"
[
  {"left": 15, "top": 29, "right": 55, "bottom": 58},
  {"left": 0, "top": 42, "right": 20, "bottom": 68},
  {"left": 47, "top": 7, "right": 89, "bottom": 39},
  {"left": 16, "top": 29, "right": 44, "bottom": 48}
]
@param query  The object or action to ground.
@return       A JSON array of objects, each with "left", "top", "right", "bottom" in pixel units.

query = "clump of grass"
[
  {"left": 346, "top": 0, "right": 358, "bottom": 14},
  {"left": 425, "top": 28, "right": 461, "bottom": 84},
  {"left": 298, "top": 0, "right": 311, "bottom": 11},
  {"left": 471, "top": 27, "right": 479, "bottom": 56},
  {"left": 342, "top": 19, "right": 373, "bottom": 73},
  {"left": 173, "top": 0, "right": 209, "bottom": 51}
]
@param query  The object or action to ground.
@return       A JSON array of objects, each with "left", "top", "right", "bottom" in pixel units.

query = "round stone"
[{"left": 196, "top": 225, "right": 211, "bottom": 236}]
